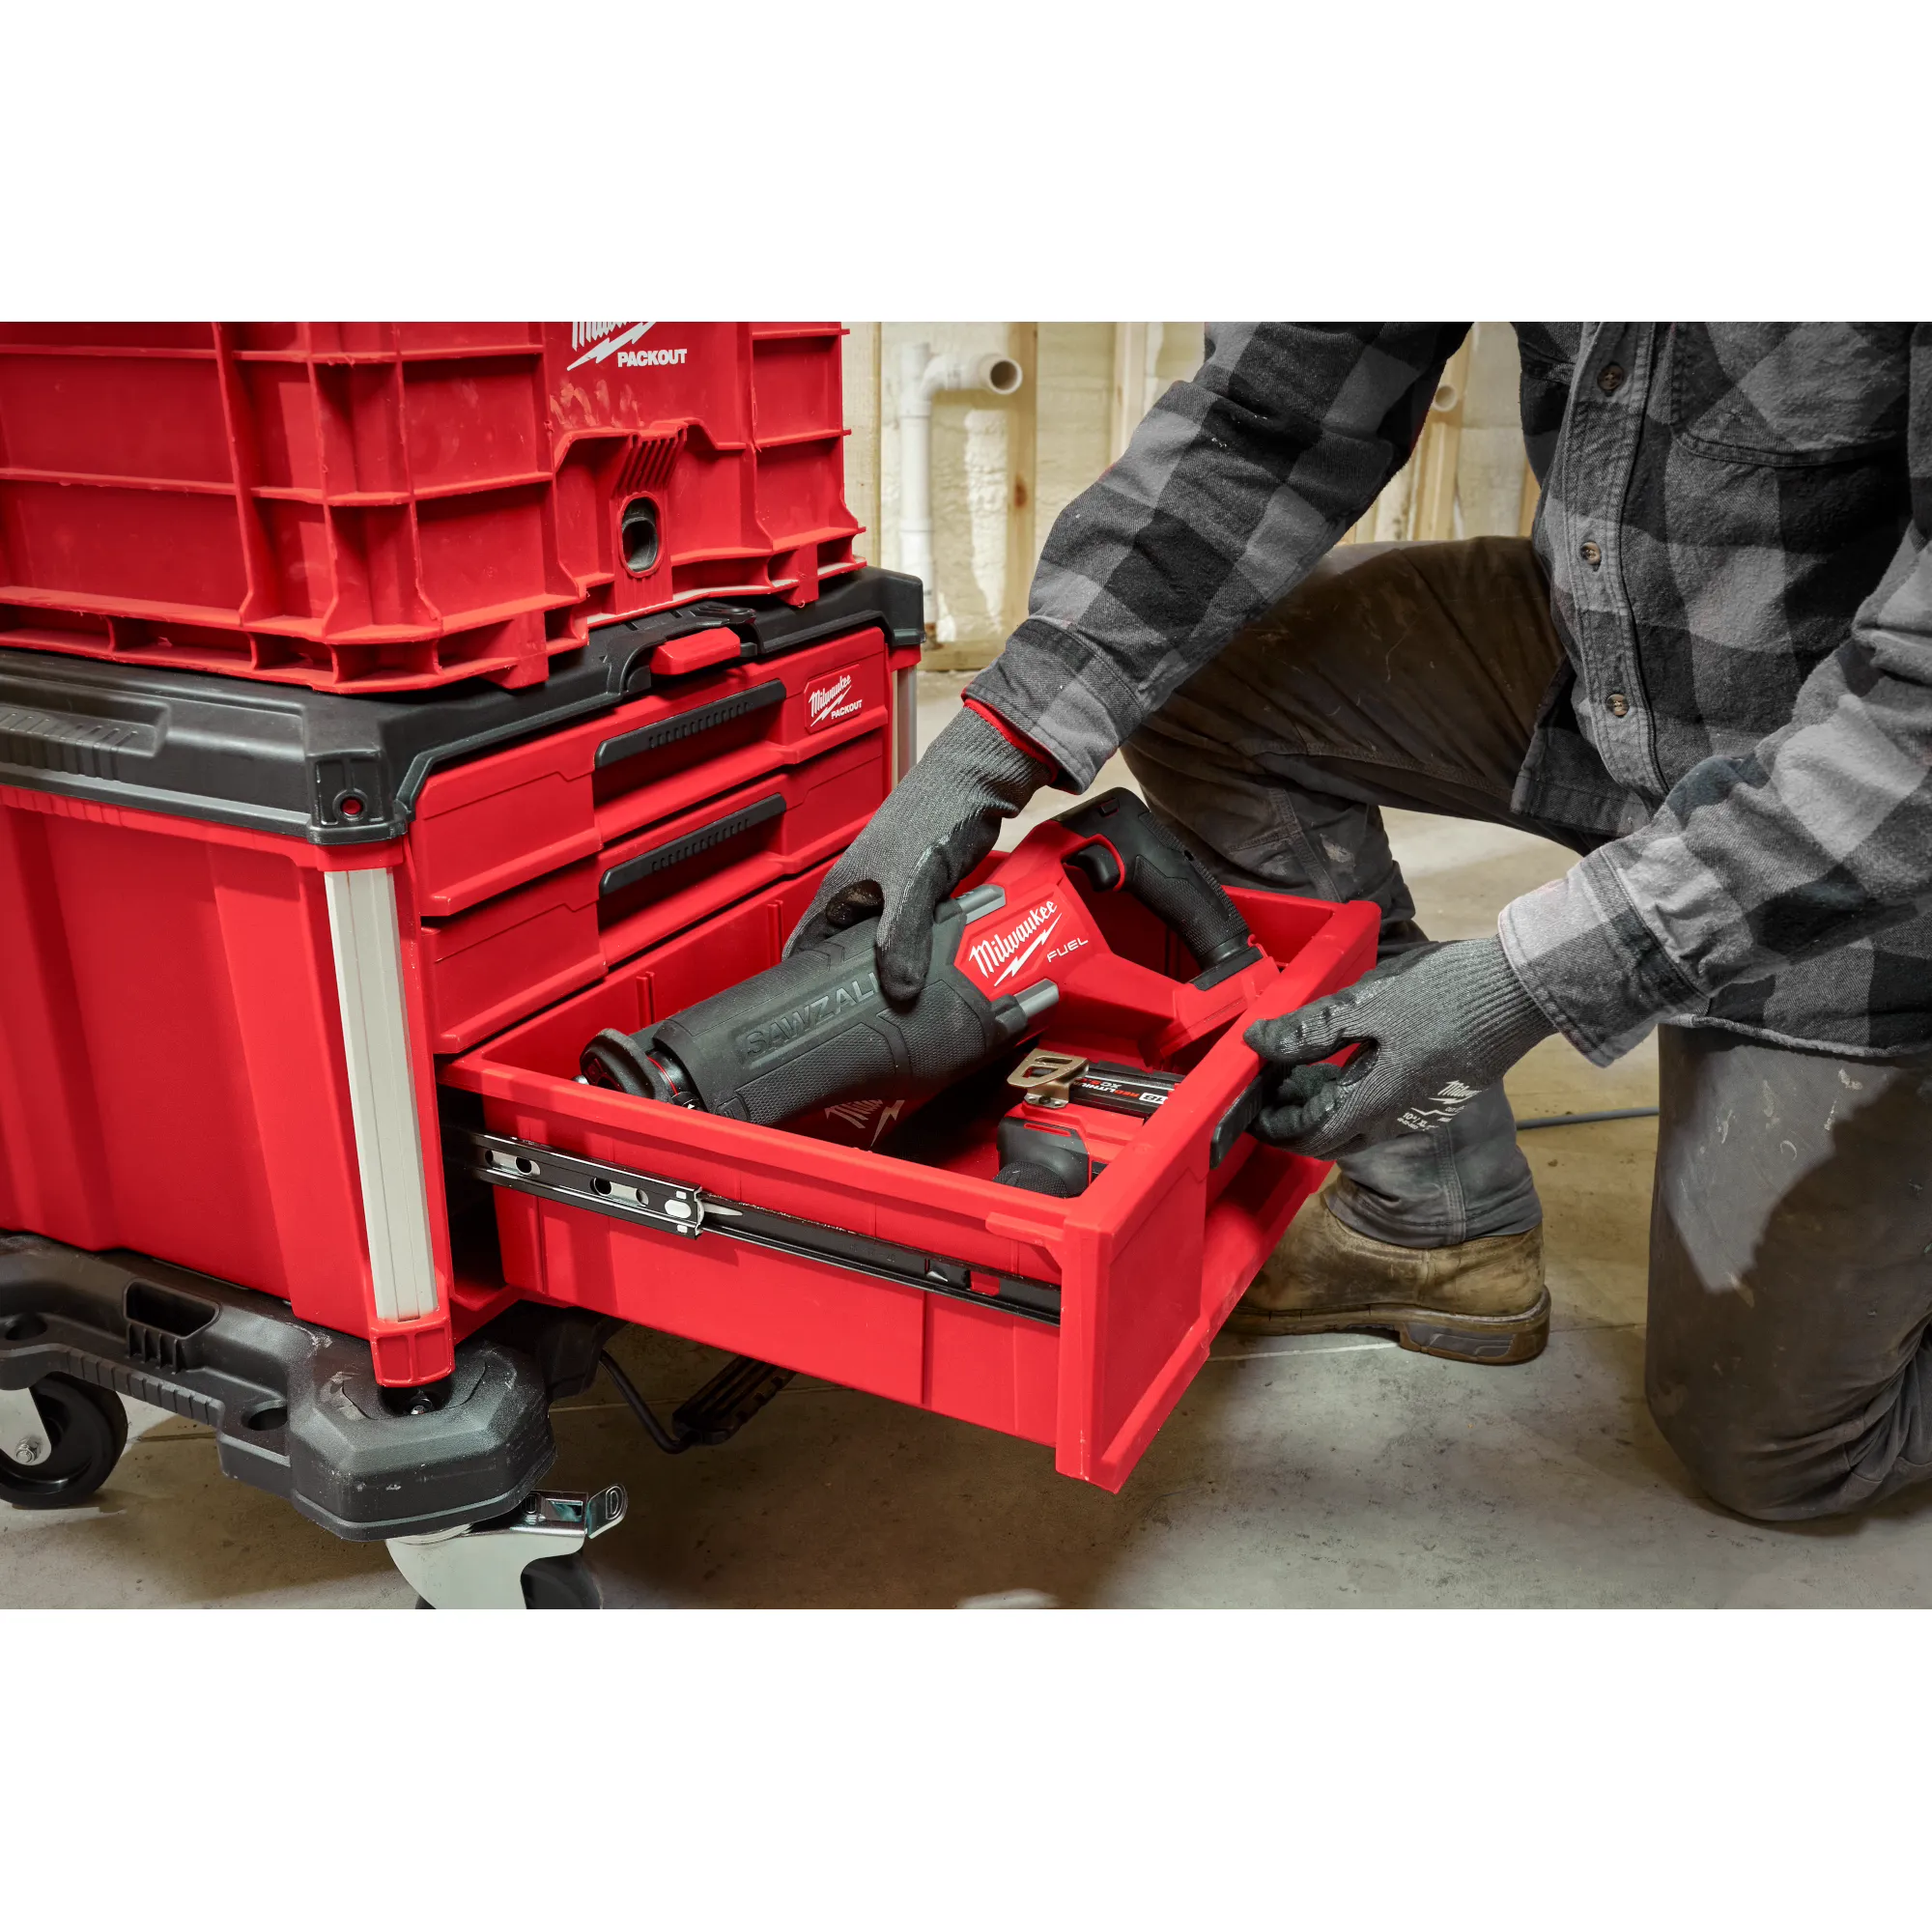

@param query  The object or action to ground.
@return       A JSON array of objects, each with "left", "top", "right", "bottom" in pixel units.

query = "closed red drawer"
[
  {"left": 416, "top": 729, "right": 888, "bottom": 1053},
  {"left": 408, "top": 626, "right": 890, "bottom": 918}
]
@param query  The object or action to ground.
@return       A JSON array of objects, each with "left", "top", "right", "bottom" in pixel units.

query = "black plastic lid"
[{"left": 0, "top": 568, "right": 922, "bottom": 845}]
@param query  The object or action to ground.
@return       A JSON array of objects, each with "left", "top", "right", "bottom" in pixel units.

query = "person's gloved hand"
[
  {"left": 1244, "top": 937, "right": 1555, "bottom": 1159},
  {"left": 787, "top": 704, "right": 1050, "bottom": 1004}
]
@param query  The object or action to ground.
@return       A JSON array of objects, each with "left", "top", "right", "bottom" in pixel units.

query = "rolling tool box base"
[{"left": 0, "top": 1232, "right": 557, "bottom": 1541}]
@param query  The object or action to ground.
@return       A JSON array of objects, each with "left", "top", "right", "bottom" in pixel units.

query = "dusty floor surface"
[{"left": 5, "top": 676, "right": 1928, "bottom": 1608}]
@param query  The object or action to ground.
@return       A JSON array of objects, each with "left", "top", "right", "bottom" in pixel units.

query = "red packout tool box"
[
  {"left": 440, "top": 875, "right": 1377, "bottom": 1492},
  {"left": 0, "top": 322, "right": 860, "bottom": 694},
  {"left": 0, "top": 570, "right": 921, "bottom": 1387}
]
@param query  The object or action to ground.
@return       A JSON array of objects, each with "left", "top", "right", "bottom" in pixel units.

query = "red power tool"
[{"left": 580, "top": 789, "right": 1281, "bottom": 1179}]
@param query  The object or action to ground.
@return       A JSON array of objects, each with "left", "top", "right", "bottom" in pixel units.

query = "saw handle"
[{"left": 1060, "top": 788, "right": 1263, "bottom": 989}]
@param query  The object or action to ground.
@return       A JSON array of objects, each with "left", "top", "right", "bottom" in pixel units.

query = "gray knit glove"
[
  {"left": 788, "top": 705, "right": 1050, "bottom": 1004},
  {"left": 1244, "top": 937, "right": 1555, "bottom": 1159}
]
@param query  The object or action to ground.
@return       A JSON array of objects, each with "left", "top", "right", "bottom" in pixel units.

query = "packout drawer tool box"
[{"left": 0, "top": 569, "right": 921, "bottom": 1386}]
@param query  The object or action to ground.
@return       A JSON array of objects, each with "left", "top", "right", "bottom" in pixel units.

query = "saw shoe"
[{"left": 1227, "top": 1179, "right": 1548, "bottom": 1364}]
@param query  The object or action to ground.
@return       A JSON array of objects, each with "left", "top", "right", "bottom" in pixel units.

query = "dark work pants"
[{"left": 1123, "top": 537, "right": 1932, "bottom": 1521}]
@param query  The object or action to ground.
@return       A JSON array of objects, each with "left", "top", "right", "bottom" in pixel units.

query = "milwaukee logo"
[
  {"left": 567, "top": 322, "right": 690, "bottom": 371},
  {"left": 807, "top": 673, "right": 864, "bottom": 731},
  {"left": 738, "top": 970, "right": 878, "bottom": 1061},
  {"left": 823, "top": 1097, "right": 906, "bottom": 1145},
  {"left": 1397, "top": 1078, "right": 1481, "bottom": 1134},
  {"left": 967, "top": 899, "right": 1061, "bottom": 985}
]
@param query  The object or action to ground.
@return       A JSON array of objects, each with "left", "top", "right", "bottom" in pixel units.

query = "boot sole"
[{"left": 1223, "top": 1287, "right": 1550, "bottom": 1365}]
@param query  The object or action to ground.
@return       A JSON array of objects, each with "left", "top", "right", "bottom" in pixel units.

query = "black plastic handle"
[
  {"left": 598, "top": 794, "right": 784, "bottom": 898},
  {"left": 1059, "top": 789, "right": 1263, "bottom": 988},
  {"left": 594, "top": 680, "right": 782, "bottom": 770}
]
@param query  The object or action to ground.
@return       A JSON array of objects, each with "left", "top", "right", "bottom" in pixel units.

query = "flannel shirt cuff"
[
  {"left": 965, "top": 616, "right": 1139, "bottom": 792},
  {"left": 960, "top": 697, "right": 1061, "bottom": 785},
  {"left": 1498, "top": 850, "right": 1706, "bottom": 1067}
]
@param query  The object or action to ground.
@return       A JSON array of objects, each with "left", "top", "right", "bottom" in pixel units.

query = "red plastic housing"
[
  {"left": 0, "top": 323, "right": 860, "bottom": 693},
  {"left": 0, "top": 787, "right": 458, "bottom": 1385},
  {"left": 442, "top": 873, "right": 1378, "bottom": 1491}
]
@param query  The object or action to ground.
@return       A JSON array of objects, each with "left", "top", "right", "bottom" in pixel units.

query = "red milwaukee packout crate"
[
  {"left": 0, "top": 322, "right": 861, "bottom": 693},
  {"left": 440, "top": 872, "right": 1378, "bottom": 1492},
  {"left": 0, "top": 571, "right": 920, "bottom": 1386}
]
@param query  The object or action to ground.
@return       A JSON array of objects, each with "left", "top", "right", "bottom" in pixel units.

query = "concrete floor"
[{"left": 6, "top": 674, "right": 1930, "bottom": 1607}]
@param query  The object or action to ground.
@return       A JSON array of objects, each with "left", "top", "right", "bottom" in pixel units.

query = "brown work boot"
[{"left": 1227, "top": 1178, "right": 1548, "bottom": 1364}]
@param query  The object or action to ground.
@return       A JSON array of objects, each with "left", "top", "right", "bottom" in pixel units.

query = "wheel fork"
[
  {"left": 0, "top": 1383, "right": 52, "bottom": 1466},
  {"left": 387, "top": 1485, "right": 628, "bottom": 1609}
]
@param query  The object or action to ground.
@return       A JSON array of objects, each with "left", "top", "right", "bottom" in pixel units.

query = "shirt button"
[
  {"left": 1607, "top": 692, "right": 1631, "bottom": 718},
  {"left": 1597, "top": 363, "right": 1627, "bottom": 394},
  {"left": 1579, "top": 540, "right": 1603, "bottom": 567}
]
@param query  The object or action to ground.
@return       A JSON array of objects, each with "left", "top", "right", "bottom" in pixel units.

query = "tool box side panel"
[{"left": 0, "top": 788, "right": 380, "bottom": 1332}]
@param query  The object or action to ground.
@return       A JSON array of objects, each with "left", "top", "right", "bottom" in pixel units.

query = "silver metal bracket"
[
  {"left": 387, "top": 1485, "right": 628, "bottom": 1609},
  {"left": 0, "top": 1383, "right": 52, "bottom": 1468},
  {"left": 475, "top": 1132, "right": 706, "bottom": 1236}
]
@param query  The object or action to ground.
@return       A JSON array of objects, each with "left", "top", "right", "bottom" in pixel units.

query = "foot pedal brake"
[
  {"left": 599, "top": 1348, "right": 793, "bottom": 1454},
  {"left": 670, "top": 1355, "right": 795, "bottom": 1446}
]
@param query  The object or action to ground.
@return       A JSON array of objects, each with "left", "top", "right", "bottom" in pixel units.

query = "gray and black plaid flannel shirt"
[{"left": 968, "top": 323, "right": 1932, "bottom": 1065}]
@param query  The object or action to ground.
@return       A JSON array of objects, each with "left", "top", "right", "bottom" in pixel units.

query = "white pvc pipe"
[{"left": 896, "top": 341, "right": 1024, "bottom": 630}]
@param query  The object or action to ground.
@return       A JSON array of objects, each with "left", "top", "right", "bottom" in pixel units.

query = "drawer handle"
[
  {"left": 594, "top": 680, "right": 784, "bottom": 770},
  {"left": 598, "top": 794, "right": 785, "bottom": 897}
]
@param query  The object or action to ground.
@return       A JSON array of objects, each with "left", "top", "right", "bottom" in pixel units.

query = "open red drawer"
[
  {"left": 408, "top": 626, "right": 891, "bottom": 920},
  {"left": 440, "top": 877, "right": 1378, "bottom": 1492},
  {"left": 417, "top": 729, "right": 888, "bottom": 1054}
]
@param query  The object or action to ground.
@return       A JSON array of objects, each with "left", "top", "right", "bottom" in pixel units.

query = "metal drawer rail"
[{"left": 451, "top": 1128, "right": 1063, "bottom": 1326}]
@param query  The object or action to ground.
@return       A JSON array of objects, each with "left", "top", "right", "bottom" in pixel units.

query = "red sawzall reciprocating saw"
[{"left": 579, "top": 789, "right": 1282, "bottom": 1187}]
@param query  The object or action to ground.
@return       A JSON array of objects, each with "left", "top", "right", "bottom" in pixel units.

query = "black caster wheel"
[
  {"left": 413, "top": 1554, "right": 604, "bottom": 1609},
  {"left": 0, "top": 1376, "right": 129, "bottom": 1510},
  {"left": 521, "top": 1553, "right": 603, "bottom": 1609}
]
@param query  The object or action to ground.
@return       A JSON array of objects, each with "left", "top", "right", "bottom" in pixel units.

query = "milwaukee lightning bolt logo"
[
  {"left": 806, "top": 672, "right": 865, "bottom": 732},
  {"left": 967, "top": 899, "right": 1062, "bottom": 986},
  {"left": 568, "top": 323, "right": 690, "bottom": 371},
  {"left": 822, "top": 1098, "right": 907, "bottom": 1147}
]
